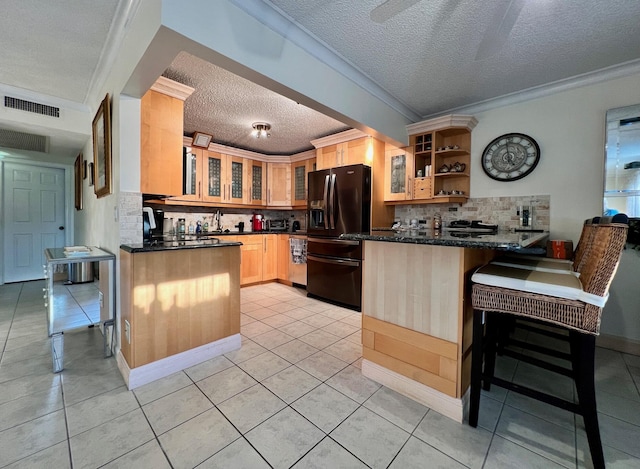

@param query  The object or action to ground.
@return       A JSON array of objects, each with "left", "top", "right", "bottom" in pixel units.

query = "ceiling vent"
[
  {"left": 0, "top": 129, "right": 48, "bottom": 152},
  {"left": 4, "top": 96, "right": 60, "bottom": 118}
]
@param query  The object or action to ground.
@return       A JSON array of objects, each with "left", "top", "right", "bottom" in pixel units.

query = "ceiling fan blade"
[
  {"left": 475, "top": 0, "right": 525, "bottom": 61},
  {"left": 370, "top": 0, "right": 422, "bottom": 23}
]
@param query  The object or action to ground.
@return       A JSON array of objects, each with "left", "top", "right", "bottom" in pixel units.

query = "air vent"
[
  {"left": 4, "top": 96, "right": 60, "bottom": 118},
  {"left": 0, "top": 129, "right": 48, "bottom": 152}
]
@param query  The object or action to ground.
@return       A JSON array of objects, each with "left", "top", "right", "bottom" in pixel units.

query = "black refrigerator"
[{"left": 306, "top": 164, "right": 371, "bottom": 311}]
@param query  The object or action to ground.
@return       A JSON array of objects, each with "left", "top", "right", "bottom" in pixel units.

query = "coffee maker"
[
  {"left": 251, "top": 213, "right": 264, "bottom": 232},
  {"left": 142, "top": 208, "right": 165, "bottom": 242}
]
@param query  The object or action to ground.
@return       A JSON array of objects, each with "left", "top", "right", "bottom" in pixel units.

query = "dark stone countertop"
[
  {"left": 120, "top": 238, "right": 241, "bottom": 253},
  {"left": 340, "top": 229, "right": 549, "bottom": 252}
]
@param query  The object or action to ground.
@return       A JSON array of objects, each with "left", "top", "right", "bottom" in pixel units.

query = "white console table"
[{"left": 44, "top": 246, "right": 116, "bottom": 372}]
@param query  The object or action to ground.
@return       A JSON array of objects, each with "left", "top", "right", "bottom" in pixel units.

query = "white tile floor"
[{"left": 1, "top": 280, "right": 640, "bottom": 468}]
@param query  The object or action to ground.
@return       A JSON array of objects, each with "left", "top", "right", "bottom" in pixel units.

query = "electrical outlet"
[
  {"left": 124, "top": 319, "right": 131, "bottom": 344},
  {"left": 448, "top": 207, "right": 458, "bottom": 212},
  {"left": 99, "top": 291, "right": 104, "bottom": 308}
]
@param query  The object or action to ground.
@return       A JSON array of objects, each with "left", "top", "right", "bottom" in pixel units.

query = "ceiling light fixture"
[{"left": 252, "top": 122, "right": 271, "bottom": 138}]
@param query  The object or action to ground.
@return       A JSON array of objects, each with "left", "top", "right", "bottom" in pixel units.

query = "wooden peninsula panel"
[
  {"left": 120, "top": 246, "right": 240, "bottom": 368},
  {"left": 362, "top": 241, "right": 493, "bottom": 398}
]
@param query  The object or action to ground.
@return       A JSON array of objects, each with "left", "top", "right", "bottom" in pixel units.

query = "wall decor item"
[
  {"left": 191, "top": 131, "right": 212, "bottom": 148},
  {"left": 74, "top": 153, "right": 83, "bottom": 210},
  {"left": 92, "top": 93, "right": 112, "bottom": 197},
  {"left": 83, "top": 158, "right": 87, "bottom": 179},
  {"left": 481, "top": 133, "right": 540, "bottom": 181},
  {"left": 88, "top": 162, "right": 94, "bottom": 186}
]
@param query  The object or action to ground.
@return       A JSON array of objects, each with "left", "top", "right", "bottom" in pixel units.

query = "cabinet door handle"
[
  {"left": 268, "top": 189, "right": 271, "bottom": 204},
  {"left": 198, "top": 181, "right": 201, "bottom": 199},
  {"left": 264, "top": 237, "right": 267, "bottom": 253},
  {"left": 407, "top": 177, "right": 412, "bottom": 197}
]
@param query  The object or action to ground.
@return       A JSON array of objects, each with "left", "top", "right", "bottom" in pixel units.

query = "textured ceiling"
[
  {"left": 267, "top": 0, "right": 640, "bottom": 118},
  {"left": 1, "top": 0, "right": 640, "bottom": 159},
  {"left": 0, "top": 0, "right": 119, "bottom": 103},
  {"left": 163, "top": 52, "right": 350, "bottom": 155}
]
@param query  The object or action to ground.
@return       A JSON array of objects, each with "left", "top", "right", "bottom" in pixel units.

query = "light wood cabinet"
[
  {"left": 262, "top": 234, "right": 278, "bottom": 281},
  {"left": 315, "top": 137, "right": 373, "bottom": 170},
  {"left": 291, "top": 157, "right": 316, "bottom": 208},
  {"left": 385, "top": 114, "right": 477, "bottom": 204},
  {"left": 119, "top": 246, "right": 240, "bottom": 369},
  {"left": 277, "top": 234, "right": 290, "bottom": 281},
  {"left": 384, "top": 146, "right": 414, "bottom": 202},
  {"left": 172, "top": 151, "right": 249, "bottom": 205},
  {"left": 140, "top": 79, "right": 194, "bottom": 196},
  {"left": 267, "top": 162, "right": 291, "bottom": 207},
  {"left": 233, "top": 234, "right": 278, "bottom": 285},
  {"left": 246, "top": 160, "right": 267, "bottom": 206}
]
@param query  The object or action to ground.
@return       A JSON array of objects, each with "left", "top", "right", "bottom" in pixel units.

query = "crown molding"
[
  {"left": 424, "top": 59, "right": 640, "bottom": 120},
  {"left": 406, "top": 115, "right": 478, "bottom": 135},
  {"left": 227, "top": 0, "right": 421, "bottom": 122},
  {"left": 183, "top": 136, "right": 313, "bottom": 163},
  {"left": 85, "top": 0, "right": 142, "bottom": 106},
  {"left": 150, "top": 76, "right": 195, "bottom": 101},
  {"left": 310, "top": 129, "right": 369, "bottom": 149}
]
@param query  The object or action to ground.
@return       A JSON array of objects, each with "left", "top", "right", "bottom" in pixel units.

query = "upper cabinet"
[
  {"left": 312, "top": 129, "right": 375, "bottom": 170},
  {"left": 267, "top": 162, "right": 291, "bottom": 207},
  {"left": 384, "top": 115, "right": 477, "bottom": 204},
  {"left": 140, "top": 77, "right": 194, "bottom": 196},
  {"left": 170, "top": 150, "right": 249, "bottom": 205},
  {"left": 246, "top": 159, "right": 267, "bottom": 206},
  {"left": 291, "top": 156, "right": 316, "bottom": 208}
]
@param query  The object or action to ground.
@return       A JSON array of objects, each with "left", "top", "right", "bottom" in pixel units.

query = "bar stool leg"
[
  {"left": 482, "top": 312, "right": 499, "bottom": 391},
  {"left": 570, "top": 331, "right": 605, "bottom": 469},
  {"left": 468, "top": 309, "right": 484, "bottom": 427}
]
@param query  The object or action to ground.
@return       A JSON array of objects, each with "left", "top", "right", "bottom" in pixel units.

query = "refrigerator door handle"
[
  {"left": 323, "top": 174, "right": 330, "bottom": 229},
  {"left": 307, "top": 255, "right": 360, "bottom": 268},
  {"left": 329, "top": 173, "right": 337, "bottom": 229}
]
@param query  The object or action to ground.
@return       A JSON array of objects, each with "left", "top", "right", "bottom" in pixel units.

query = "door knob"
[{"left": 58, "top": 226, "right": 64, "bottom": 230}]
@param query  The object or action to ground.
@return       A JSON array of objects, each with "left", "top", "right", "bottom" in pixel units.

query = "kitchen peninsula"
[
  {"left": 118, "top": 238, "right": 242, "bottom": 389},
  {"left": 341, "top": 229, "right": 547, "bottom": 422}
]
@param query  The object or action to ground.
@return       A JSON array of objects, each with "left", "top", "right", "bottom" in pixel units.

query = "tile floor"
[{"left": 1, "top": 280, "right": 640, "bottom": 468}]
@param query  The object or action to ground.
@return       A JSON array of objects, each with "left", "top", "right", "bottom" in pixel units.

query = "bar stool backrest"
[
  {"left": 572, "top": 220, "right": 596, "bottom": 273},
  {"left": 576, "top": 222, "right": 628, "bottom": 299}
]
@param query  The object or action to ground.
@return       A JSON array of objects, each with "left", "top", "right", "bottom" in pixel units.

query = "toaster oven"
[{"left": 267, "top": 219, "right": 289, "bottom": 231}]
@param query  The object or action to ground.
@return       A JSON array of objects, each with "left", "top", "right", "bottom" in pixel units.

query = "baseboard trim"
[
  {"left": 116, "top": 334, "right": 241, "bottom": 390},
  {"left": 597, "top": 334, "right": 640, "bottom": 356},
  {"left": 362, "top": 359, "right": 468, "bottom": 423}
]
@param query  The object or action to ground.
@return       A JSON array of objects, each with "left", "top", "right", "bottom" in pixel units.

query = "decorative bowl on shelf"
[{"left": 438, "top": 164, "right": 450, "bottom": 173}]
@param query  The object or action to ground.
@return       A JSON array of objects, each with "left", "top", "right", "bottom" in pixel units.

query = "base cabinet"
[
  {"left": 119, "top": 247, "right": 240, "bottom": 368},
  {"left": 231, "top": 234, "right": 278, "bottom": 285}
]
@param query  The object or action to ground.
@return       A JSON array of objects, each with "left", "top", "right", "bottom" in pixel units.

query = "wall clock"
[{"left": 481, "top": 133, "right": 540, "bottom": 181}]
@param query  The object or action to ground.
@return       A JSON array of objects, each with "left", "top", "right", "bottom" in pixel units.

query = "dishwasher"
[{"left": 289, "top": 235, "right": 307, "bottom": 286}]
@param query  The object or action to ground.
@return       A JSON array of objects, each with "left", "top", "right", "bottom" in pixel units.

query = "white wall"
[{"left": 470, "top": 73, "right": 640, "bottom": 243}]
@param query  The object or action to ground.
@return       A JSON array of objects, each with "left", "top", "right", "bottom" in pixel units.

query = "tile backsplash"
[
  {"left": 393, "top": 195, "right": 550, "bottom": 231},
  {"left": 144, "top": 203, "right": 306, "bottom": 234}
]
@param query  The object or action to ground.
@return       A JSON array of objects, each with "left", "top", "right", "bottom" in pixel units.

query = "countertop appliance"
[
  {"left": 251, "top": 213, "right": 264, "bottom": 231},
  {"left": 446, "top": 220, "right": 498, "bottom": 233},
  {"left": 267, "top": 219, "right": 288, "bottom": 232},
  {"left": 306, "top": 164, "right": 371, "bottom": 311}
]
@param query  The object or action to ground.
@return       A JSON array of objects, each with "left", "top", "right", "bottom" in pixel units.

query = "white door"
[{"left": 3, "top": 162, "right": 66, "bottom": 282}]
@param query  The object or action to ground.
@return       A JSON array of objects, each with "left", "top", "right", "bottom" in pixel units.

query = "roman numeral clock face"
[{"left": 481, "top": 133, "right": 540, "bottom": 181}]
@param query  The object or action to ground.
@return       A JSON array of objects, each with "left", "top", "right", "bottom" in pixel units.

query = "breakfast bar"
[{"left": 341, "top": 229, "right": 548, "bottom": 422}]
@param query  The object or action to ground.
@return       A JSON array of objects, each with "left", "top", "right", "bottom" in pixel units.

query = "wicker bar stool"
[{"left": 468, "top": 219, "right": 628, "bottom": 469}]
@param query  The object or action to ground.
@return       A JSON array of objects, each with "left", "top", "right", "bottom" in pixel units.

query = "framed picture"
[
  {"left": 92, "top": 93, "right": 112, "bottom": 198},
  {"left": 88, "top": 162, "right": 94, "bottom": 186},
  {"left": 83, "top": 159, "right": 87, "bottom": 179},
  {"left": 74, "top": 153, "right": 83, "bottom": 210}
]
